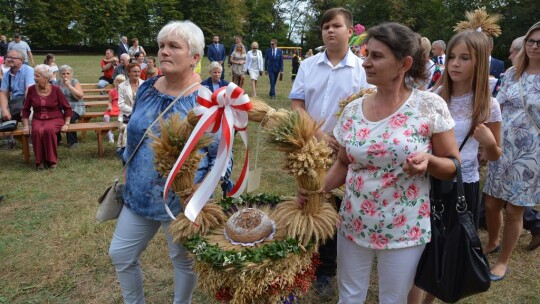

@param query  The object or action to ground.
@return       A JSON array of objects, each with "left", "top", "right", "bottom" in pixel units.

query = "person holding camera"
[
  {"left": 117, "top": 63, "right": 143, "bottom": 159},
  {"left": 97, "top": 49, "right": 118, "bottom": 89}
]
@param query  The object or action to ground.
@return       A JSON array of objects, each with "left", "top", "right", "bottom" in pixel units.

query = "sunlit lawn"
[{"left": 0, "top": 54, "right": 538, "bottom": 303}]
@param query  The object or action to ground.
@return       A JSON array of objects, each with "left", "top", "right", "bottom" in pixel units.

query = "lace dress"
[
  {"left": 231, "top": 52, "right": 246, "bottom": 77},
  {"left": 448, "top": 93, "right": 501, "bottom": 183},
  {"left": 334, "top": 89, "right": 455, "bottom": 249},
  {"left": 484, "top": 69, "right": 540, "bottom": 206}
]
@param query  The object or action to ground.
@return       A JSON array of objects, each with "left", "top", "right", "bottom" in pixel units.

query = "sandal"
[{"left": 36, "top": 163, "right": 45, "bottom": 170}]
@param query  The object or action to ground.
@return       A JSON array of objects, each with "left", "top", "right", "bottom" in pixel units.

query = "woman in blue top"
[{"left": 108, "top": 21, "right": 217, "bottom": 304}]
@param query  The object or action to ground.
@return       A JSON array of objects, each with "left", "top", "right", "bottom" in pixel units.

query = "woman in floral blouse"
[{"left": 321, "top": 23, "right": 460, "bottom": 303}]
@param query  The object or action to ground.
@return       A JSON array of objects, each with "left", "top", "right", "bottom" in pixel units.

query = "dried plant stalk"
[
  {"left": 169, "top": 203, "right": 227, "bottom": 243},
  {"left": 336, "top": 87, "right": 376, "bottom": 118},
  {"left": 151, "top": 113, "right": 221, "bottom": 238},
  {"left": 265, "top": 110, "right": 333, "bottom": 215},
  {"left": 272, "top": 200, "right": 338, "bottom": 246},
  {"left": 151, "top": 113, "right": 211, "bottom": 199}
]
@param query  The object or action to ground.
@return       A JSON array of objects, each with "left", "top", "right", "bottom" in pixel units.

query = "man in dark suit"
[
  {"left": 201, "top": 61, "right": 229, "bottom": 93},
  {"left": 488, "top": 37, "right": 505, "bottom": 79},
  {"left": 264, "top": 39, "right": 284, "bottom": 99},
  {"left": 117, "top": 36, "right": 129, "bottom": 61},
  {"left": 207, "top": 35, "right": 227, "bottom": 80}
]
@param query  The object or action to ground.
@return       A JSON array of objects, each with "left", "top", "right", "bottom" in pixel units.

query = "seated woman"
[
  {"left": 117, "top": 63, "right": 144, "bottom": 157},
  {"left": 21, "top": 64, "right": 72, "bottom": 170},
  {"left": 140, "top": 57, "right": 161, "bottom": 80},
  {"left": 57, "top": 65, "right": 85, "bottom": 148},
  {"left": 201, "top": 61, "right": 229, "bottom": 92},
  {"left": 134, "top": 52, "right": 147, "bottom": 70},
  {"left": 128, "top": 38, "right": 146, "bottom": 57}
]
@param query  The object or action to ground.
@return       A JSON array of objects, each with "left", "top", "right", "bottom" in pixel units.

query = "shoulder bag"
[
  {"left": 414, "top": 157, "right": 491, "bottom": 303},
  {"left": 0, "top": 119, "right": 17, "bottom": 132},
  {"left": 7, "top": 74, "right": 24, "bottom": 119},
  {"left": 96, "top": 82, "right": 199, "bottom": 222}
]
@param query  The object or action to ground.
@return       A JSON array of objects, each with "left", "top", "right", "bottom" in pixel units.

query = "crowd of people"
[{"left": 0, "top": 8, "right": 538, "bottom": 304}]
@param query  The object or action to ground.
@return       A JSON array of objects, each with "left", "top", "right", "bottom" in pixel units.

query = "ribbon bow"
[{"left": 163, "top": 83, "right": 252, "bottom": 222}]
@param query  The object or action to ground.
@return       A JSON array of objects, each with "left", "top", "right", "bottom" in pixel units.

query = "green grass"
[{"left": 1, "top": 55, "right": 539, "bottom": 303}]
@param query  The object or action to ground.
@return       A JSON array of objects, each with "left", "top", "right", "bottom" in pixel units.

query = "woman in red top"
[
  {"left": 21, "top": 64, "right": 72, "bottom": 170},
  {"left": 104, "top": 74, "right": 125, "bottom": 143}
]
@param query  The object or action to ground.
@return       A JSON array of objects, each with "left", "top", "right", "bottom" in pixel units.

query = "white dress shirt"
[{"left": 289, "top": 49, "right": 372, "bottom": 133}]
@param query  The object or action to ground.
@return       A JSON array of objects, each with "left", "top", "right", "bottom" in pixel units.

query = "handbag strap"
[
  {"left": 519, "top": 76, "right": 540, "bottom": 135},
  {"left": 448, "top": 157, "right": 467, "bottom": 212},
  {"left": 115, "top": 82, "right": 199, "bottom": 181},
  {"left": 459, "top": 131, "right": 471, "bottom": 152}
]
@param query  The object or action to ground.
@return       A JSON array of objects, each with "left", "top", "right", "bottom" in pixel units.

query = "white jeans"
[
  {"left": 109, "top": 207, "right": 197, "bottom": 304},
  {"left": 337, "top": 233, "right": 425, "bottom": 304}
]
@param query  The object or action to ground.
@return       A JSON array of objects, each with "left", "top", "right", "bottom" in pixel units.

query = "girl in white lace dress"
[
  {"left": 436, "top": 31, "right": 502, "bottom": 228},
  {"left": 413, "top": 30, "right": 503, "bottom": 304},
  {"left": 483, "top": 21, "right": 540, "bottom": 281}
]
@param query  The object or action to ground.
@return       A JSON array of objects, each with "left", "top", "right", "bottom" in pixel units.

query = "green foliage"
[
  {"left": 218, "top": 192, "right": 283, "bottom": 212},
  {"left": 185, "top": 235, "right": 307, "bottom": 268}
]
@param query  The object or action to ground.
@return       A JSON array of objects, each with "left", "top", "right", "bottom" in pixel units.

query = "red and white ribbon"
[{"left": 163, "top": 83, "right": 252, "bottom": 222}]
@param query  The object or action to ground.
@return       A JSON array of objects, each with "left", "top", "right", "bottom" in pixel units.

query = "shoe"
[
  {"left": 489, "top": 267, "right": 509, "bottom": 282},
  {"left": 315, "top": 275, "right": 334, "bottom": 297},
  {"left": 69, "top": 143, "right": 79, "bottom": 149},
  {"left": 526, "top": 234, "right": 540, "bottom": 251},
  {"left": 0, "top": 195, "right": 5, "bottom": 203},
  {"left": 36, "top": 163, "right": 45, "bottom": 170},
  {"left": 486, "top": 245, "right": 501, "bottom": 254},
  {"left": 49, "top": 164, "right": 57, "bottom": 170}
]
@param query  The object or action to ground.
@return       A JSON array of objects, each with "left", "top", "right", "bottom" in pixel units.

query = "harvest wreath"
[{"left": 152, "top": 83, "right": 337, "bottom": 303}]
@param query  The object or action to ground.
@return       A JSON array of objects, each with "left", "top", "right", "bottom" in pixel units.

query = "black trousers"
[
  {"left": 57, "top": 112, "right": 80, "bottom": 145},
  {"left": 316, "top": 197, "right": 341, "bottom": 278}
]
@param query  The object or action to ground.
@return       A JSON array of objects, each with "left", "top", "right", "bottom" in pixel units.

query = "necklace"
[
  {"left": 37, "top": 85, "right": 50, "bottom": 95},
  {"left": 369, "top": 92, "right": 410, "bottom": 121}
]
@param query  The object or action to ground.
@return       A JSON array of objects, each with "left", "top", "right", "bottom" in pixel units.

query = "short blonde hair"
[
  {"left": 420, "top": 37, "right": 431, "bottom": 59},
  {"left": 208, "top": 61, "right": 222, "bottom": 73},
  {"left": 114, "top": 74, "right": 126, "bottom": 84},
  {"left": 251, "top": 42, "right": 259, "bottom": 49},
  {"left": 146, "top": 66, "right": 158, "bottom": 78},
  {"left": 34, "top": 64, "right": 53, "bottom": 80}
]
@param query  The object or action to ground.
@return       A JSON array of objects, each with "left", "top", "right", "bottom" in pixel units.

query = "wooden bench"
[
  {"left": 84, "top": 95, "right": 109, "bottom": 101},
  {"left": 81, "top": 83, "right": 114, "bottom": 90},
  {"left": 85, "top": 100, "right": 109, "bottom": 107},
  {"left": 1, "top": 122, "right": 118, "bottom": 164},
  {"left": 79, "top": 112, "right": 118, "bottom": 141}
]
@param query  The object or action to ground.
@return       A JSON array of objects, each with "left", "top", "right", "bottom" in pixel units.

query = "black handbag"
[
  {"left": 0, "top": 119, "right": 17, "bottom": 132},
  {"left": 8, "top": 75, "right": 24, "bottom": 118},
  {"left": 414, "top": 158, "right": 491, "bottom": 303}
]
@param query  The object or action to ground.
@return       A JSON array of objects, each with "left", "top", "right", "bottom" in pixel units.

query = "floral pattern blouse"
[{"left": 334, "top": 89, "right": 455, "bottom": 249}]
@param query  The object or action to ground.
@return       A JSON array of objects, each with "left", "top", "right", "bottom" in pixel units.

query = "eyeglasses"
[
  {"left": 525, "top": 38, "right": 540, "bottom": 47},
  {"left": 5, "top": 56, "right": 22, "bottom": 60},
  {"left": 252, "top": 47, "right": 258, "bottom": 49},
  {"left": 270, "top": 43, "right": 275, "bottom": 45}
]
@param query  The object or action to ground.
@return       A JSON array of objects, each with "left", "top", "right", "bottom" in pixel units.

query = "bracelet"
[{"left": 64, "top": 124, "right": 70, "bottom": 126}]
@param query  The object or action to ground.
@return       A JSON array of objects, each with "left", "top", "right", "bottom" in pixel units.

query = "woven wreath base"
[{"left": 192, "top": 239, "right": 318, "bottom": 304}]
